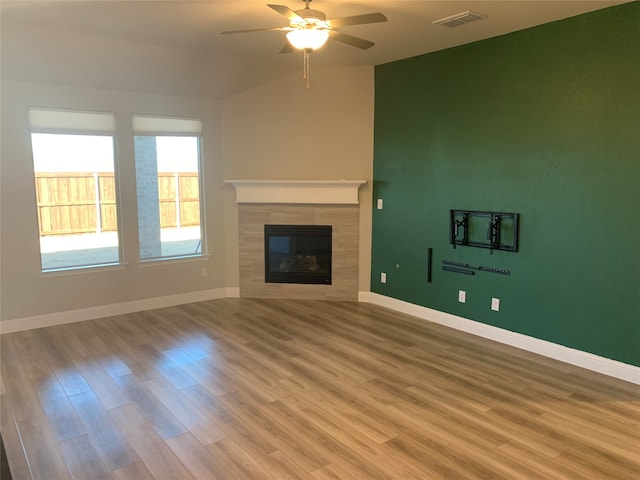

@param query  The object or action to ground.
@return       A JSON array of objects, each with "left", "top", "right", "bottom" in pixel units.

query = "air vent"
[{"left": 432, "top": 11, "right": 486, "bottom": 27}]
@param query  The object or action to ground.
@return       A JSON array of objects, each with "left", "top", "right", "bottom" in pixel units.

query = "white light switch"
[
  {"left": 381, "top": 272, "right": 387, "bottom": 283},
  {"left": 491, "top": 297, "right": 500, "bottom": 311},
  {"left": 377, "top": 199, "right": 384, "bottom": 210}
]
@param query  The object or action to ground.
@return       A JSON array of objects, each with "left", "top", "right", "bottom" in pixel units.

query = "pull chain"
[{"left": 303, "top": 48, "right": 311, "bottom": 89}]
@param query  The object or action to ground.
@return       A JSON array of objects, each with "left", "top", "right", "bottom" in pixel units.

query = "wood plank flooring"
[{"left": 1, "top": 298, "right": 639, "bottom": 479}]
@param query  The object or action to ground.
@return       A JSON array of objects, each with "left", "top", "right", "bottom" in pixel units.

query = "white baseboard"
[
  {"left": 358, "top": 291, "right": 640, "bottom": 385},
  {"left": 0, "top": 288, "right": 228, "bottom": 334},
  {"left": 225, "top": 286, "right": 240, "bottom": 298}
]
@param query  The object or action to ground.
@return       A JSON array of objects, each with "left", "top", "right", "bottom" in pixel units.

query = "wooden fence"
[
  {"left": 157, "top": 172, "right": 201, "bottom": 229},
  {"left": 34, "top": 172, "right": 200, "bottom": 236}
]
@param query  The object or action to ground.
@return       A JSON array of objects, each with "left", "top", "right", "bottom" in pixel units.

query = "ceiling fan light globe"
[{"left": 286, "top": 29, "right": 329, "bottom": 50}]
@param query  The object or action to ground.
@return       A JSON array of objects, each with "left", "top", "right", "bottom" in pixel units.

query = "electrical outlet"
[
  {"left": 201, "top": 267, "right": 208, "bottom": 278},
  {"left": 458, "top": 290, "right": 466, "bottom": 303},
  {"left": 491, "top": 297, "right": 500, "bottom": 311},
  {"left": 377, "top": 198, "right": 384, "bottom": 210},
  {"left": 380, "top": 272, "right": 387, "bottom": 283}
]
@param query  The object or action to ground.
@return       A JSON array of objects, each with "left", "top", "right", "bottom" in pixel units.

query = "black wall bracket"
[
  {"left": 450, "top": 209, "right": 519, "bottom": 254},
  {"left": 442, "top": 260, "right": 510, "bottom": 276}
]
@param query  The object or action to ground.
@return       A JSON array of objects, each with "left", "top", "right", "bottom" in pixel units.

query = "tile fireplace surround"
[{"left": 226, "top": 180, "right": 366, "bottom": 301}]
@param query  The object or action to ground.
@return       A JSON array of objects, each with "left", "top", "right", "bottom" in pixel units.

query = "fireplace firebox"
[{"left": 264, "top": 224, "right": 332, "bottom": 284}]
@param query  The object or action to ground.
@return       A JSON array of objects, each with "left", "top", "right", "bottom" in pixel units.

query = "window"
[
  {"left": 29, "top": 108, "right": 120, "bottom": 271},
  {"left": 133, "top": 115, "right": 205, "bottom": 260}
]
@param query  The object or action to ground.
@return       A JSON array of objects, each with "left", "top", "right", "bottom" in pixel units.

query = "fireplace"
[
  {"left": 264, "top": 224, "right": 332, "bottom": 285},
  {"left": 227, "top": 179, "right": 365, "bottom": 300}
]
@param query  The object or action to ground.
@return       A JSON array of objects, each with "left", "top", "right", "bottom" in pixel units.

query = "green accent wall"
[{"left": 371, "top": 2, "right": 640, "bottom": 366}]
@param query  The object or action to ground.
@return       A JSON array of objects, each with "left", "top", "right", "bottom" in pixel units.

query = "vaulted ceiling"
[{"left": 1, "top": 0, "right": 629, "bottom": 98}]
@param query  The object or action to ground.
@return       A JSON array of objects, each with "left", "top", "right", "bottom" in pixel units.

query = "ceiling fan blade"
[
  {"left": 268, "top": 4, "right": 305, "bottom": 23},
  {"left": 328, "top": 12, "right": 388, "bottom": 28},
  {"left": 279, "top": 42, "right": 296, "bottom": 54},
  {"left": 329, "top": 30, "right": 375, "bottom": 50},
  {"left": 222, "top": 26, "right": 289, "bottom": 34}
]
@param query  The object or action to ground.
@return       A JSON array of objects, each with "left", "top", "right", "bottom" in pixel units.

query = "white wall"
[
  {"left": 220, "top": 66, "right": 375, "bottom": 291},
  {"left": 0, "top": 41, "right": 374, "bottom": 324},
  {"left": 0, "top": 80, "right": 225, "bottom": 322}
]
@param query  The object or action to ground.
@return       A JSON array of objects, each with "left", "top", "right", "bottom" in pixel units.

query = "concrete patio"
[{"left": 40, "top": 227, "right": 201, "bottom": 269}]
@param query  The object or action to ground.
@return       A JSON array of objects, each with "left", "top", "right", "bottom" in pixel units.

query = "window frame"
[
  {"left": 28, "top": 107, "right": 124, "bottom": 273},
  {"left": 132, "top": 114, "right": 207, "bottom": 263}
]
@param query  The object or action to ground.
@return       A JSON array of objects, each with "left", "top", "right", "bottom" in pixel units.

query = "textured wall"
[
  {"left": 220, "top": 67, "right": 375, "bottom": 292},
  {"left": 371, "top": 3, "right": 639, "bottom": 365},
  {"left": 0, "top": 81, "right": 223, "bottom": 321}
]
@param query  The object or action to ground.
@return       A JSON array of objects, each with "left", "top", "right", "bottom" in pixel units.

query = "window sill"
[
  {"left": 40, "top": 263, "right": 126, "bottom": 277},
  {"left": 138, "top": 254, "right": 211, "bottom": 267}
]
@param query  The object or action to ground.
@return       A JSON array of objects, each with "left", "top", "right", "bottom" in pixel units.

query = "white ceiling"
[{"left": 0, "top": 0, "right": 629, "bottom": 98}]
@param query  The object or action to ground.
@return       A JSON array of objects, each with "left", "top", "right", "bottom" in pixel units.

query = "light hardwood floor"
[{"left": 1, "top": 298, "right": 639, "bottom": 479}]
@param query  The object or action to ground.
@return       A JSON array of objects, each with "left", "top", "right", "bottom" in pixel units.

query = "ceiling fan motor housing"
[{"left": 294, "top": 8, "right": 327, "bottom": 26}]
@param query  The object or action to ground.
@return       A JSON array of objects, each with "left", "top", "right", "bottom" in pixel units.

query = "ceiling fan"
[
  {"left": 222, "top": 0, "right": 388, "bottom": 52},
  {"left": 222, "top": 0, "right": 388, "bottom": 87}
]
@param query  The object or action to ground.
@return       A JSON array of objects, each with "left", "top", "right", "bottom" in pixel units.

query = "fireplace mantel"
[{"left": 225, "top": 179, "right": 366, "bottom": 205}]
